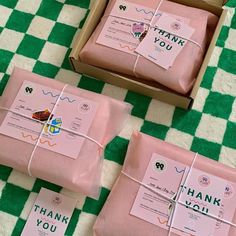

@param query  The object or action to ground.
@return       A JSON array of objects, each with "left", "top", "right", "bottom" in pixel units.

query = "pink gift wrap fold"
[
  {"left": 0, "top": 68, "right": 132, "bottom": 199},
  {"left": 93, "top": 132, "right": 236, "bottom": 235},
  {"left": 79, "top": 0, "right": 218, "bottom": 94}
]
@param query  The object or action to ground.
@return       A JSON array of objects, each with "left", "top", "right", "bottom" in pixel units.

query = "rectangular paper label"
[
  {"left": 130, "top": 153, "right": 236, "bottom": 236},
  {"left": 21, "top": 188, "right": 77, "bottom": 236},
  {"left": 0, "top": 80, "right": 98, "bottom": 159},
  {"left": 135, "top": 13, "right": 195, "bottom": 69},
  {"left": 96, "top": 0, "right": 188, "bottom": 56},
  {"left": 130, "top": 153, "right": 189, "bottom": 235},
  {"left": 171, "top": 168, "right": 236, "bottom": 236}
]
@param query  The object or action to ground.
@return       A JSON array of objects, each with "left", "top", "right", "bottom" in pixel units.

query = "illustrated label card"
[
  {"left": 0, "top": 80, "right": 98, "bottom": 159},
  {"left": 130, "top": 153, "right": 236, "bottom": 236},
  {"left": 130, "top": 153, "right": 189, "bottom": 235},
  {"left": 96, "top": 0, "right": 188, "bottom": 56},
  {"left": 21, "top": 188, "right": 77, "bottom": 236},
  {"left": 135, "top": 13, "right": 195, "bottom": 69}
]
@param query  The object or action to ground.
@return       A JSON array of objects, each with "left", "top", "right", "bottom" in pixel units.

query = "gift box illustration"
[{"left": 45, "top": 118, "right": 62, "bottom": 135}]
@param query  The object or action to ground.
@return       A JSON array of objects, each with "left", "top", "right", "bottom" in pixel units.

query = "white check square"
[
  {"left": 57, "top": 5, "right": 87, "bottom": 27},
  {"left": 145, "top": 99, "right": 175, "bottom": 126},
  {"left": 15, "top": 0, "right": 42, "bottom": 14},
  {"left": 0, "top": 28, "right": 24, "bottom": 52},
  {"left": 195, "top": 114, "right": 227, "bottom": 144},
  {"left": 0, "top": 5, "right": 13, "bottom": 27},
  {"left": 165, "top": 128, "right": 193, "bottom": 150},
  {"left": 27, "top": 16, "right": 55, "bottom": 40},
  {"left": 39, "top": 42, "right": 67, "bottom": 67}
]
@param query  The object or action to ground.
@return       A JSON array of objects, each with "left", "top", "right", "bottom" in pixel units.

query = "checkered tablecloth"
[{"left": 0, "top": 0, "right": 236, "bottom": 235}]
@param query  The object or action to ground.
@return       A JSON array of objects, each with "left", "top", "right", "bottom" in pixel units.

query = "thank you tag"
[
  {"left": 135, "top": 13, "right": 195, "bottom": 69},
  {"left": 21, "top": 188, "right": 77, "bottom": 236}
]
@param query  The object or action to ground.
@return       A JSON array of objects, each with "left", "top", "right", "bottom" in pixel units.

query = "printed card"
[
  {"left": 135, "top": 13, "right": 195, "bottom": 69},
  {"left": 130, "top": 153, "right": 189, "bottom": 235},
  {"left": 0, "top": 80, "right": 98, "bottom": 159},
  {"left": 21, "top": 188, "right": 77, "bottom": 236},
  {"left": 171, "top": 169, "right": 236, "bottom": 236}
]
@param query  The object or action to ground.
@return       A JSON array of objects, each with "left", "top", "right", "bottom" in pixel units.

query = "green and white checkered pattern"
[{"left": 0, "top": 0, "right": 236, "bottom": 235}]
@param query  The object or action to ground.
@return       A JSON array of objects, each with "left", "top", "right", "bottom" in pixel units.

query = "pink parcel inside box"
[
  {"left": 94, "top": 132, "right": 236, "bottom": 235},
  {"left": 79, "top": 0, "right": 219, "bottom": 94},
  {"left": 0, "top": 68, "right": 132, "bottom": 199}
]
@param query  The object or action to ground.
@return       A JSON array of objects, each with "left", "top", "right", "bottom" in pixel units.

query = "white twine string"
[
  {"left": 0, "top": 85, "right": 104, "bottom": 176},
  {"left": 133, "top": 0, "right": 164, "bottom": 77},
  {"left": 121, "top": 152, "right": 236, "bottom": 234},
  {"left": 27, "top": 84, "right": 68, "bottom": 176}
]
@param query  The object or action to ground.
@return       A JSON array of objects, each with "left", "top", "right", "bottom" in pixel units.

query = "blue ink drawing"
[{"left": 42, "top": 90, "right": 76, "bottom": 103}]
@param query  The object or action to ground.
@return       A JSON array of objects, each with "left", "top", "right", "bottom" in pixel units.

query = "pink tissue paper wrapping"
[
  {"left": 0, "top": 68, "right": 132, "bottom": 199},
  {"left": 79, "top": 0, "right": 219, "bottom": 94},
  {"left": 94, "top": 132, "right": 236, "bottom": 235}
]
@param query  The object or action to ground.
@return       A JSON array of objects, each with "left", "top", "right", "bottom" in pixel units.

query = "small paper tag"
[
  {"left": 0, "top": 80, "right": 98, "bottom": 159},
  {"left": 135, "top": 13, "right": 195, "bottom": 69},
  {"left": 21, "top": 188, "right": 77, "bottom": 236}
]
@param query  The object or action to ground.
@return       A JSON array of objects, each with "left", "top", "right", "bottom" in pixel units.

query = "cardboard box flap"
[{"left": 203, "top": 0, "right": 224, "bottom": 7}]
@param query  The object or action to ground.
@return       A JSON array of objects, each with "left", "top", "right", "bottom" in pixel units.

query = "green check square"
[
  {"left": 203, "top": 92, "right": 234, "bottom": 120},
  {"left": 0, "top": 74, "right": 10, "bottom": 95},
  {"left": 65, "top": 209, "right": 81, "bottom": 236},
  {"left": 216, "top": 26, "right": 230, "bottom": 48},
  {"left": 11, "top": 218, "right": 26, "bottom": 236},
  {"left": 37, "top": 0, "right": 63, "bottom": 21},
  {"left": 218, "top": 48, "right": 236, "bottom": 74},
  {"left": 104, "top": 136, "right": 129, "bottom": 165},
  {"left": 79, "top": 10, "right": 90, "bottom": 29},
  {"left": 61, "top": 48, "right": 72, "bottom": 70},
  {"left": 226, "top": 0, "right": 236, "bottom": 8},
  {"left": 141, "top": 121, "right": 168, "bottom": 140},
  {"left": 0, "top": 0, "right": 17, "bottom": 8},
  {"left": 125, "top": 91, "right": 151, "bottom": 119},
  {"left": 32, "top": 179, "right": 62, "bottom": 193},
  {"left": 171, "top": 108, "right": 202, "bottom": 135},
  {"left": 201, "top": 67, "right": 217, "bottom": 90},
  {"left": 0, "top": 165, "right": 12, "bottom": 181},
  {"left": 0, "top": 50, "right": 14, "bottom": 73},
  {"left": 78, "top": 75, "right": 105, "bottom": 93},
  {"left": 191, "top": 137, "right": 221, "bottom": 161},
  {"left": 223, "top": 121, "right": 236, "bottom": 149},
  {"left": 33, "top": 61, "right": 59, "bottom": 78},
  {"left": 66, "top": 0, "right": 90, "bottom": 8},
  {"left": 0, "top": 183, "right": 30, "bottom": 216},
  {"left": 48, "top": 23, "right": 77, "bottom": 47},
  {"left": 230, "top": 10, "right": 236, "bottom": 29},
  {"left": 17, "top": 35, "right": 46, "bottom": 59},
  {"left": 83, "top": 187, "right": 110, "bottom": 215},
  {"left": 6, "top": 10, "right": 33, "bottom": 33}
]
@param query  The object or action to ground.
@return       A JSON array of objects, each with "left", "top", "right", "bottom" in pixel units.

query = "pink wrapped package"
[
  {"left": 94, "top": 132, "right": 236, "bottom": 235},
  {"left": 79, "top": 0, "right": 218, "bottom": 94},
  {"left": 0, "top": 67, "right": 132, "bottom": 199}
]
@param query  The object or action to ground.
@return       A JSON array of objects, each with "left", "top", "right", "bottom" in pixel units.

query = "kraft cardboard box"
[{"left": 70, "top": 0, "right": 227, "bottom": 109}]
